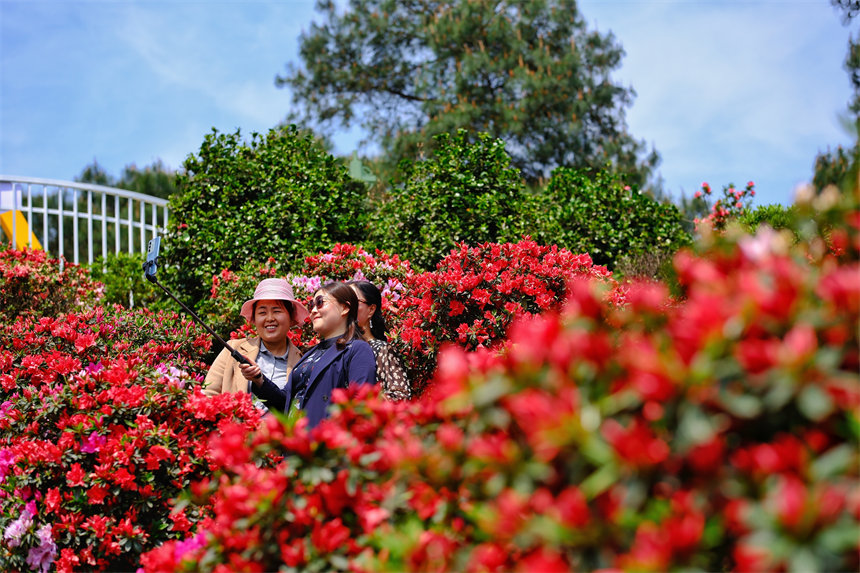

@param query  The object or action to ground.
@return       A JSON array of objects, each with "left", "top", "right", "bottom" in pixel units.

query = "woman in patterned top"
[{"left": 348, "top": 280, "right": 411, "bottom": 401}]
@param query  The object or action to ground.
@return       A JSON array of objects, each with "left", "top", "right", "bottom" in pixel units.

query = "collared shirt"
[{"left": 250, "top": 341, "right": 290, "bottom": 413}]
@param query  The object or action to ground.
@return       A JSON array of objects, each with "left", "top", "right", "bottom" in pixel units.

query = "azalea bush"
[
  {"left": 300, "top": 243, "right": 414, "bottom": 295},
  {"left": 0, "top": 248, "right": 103, "bottom": 322},
  {"left": 139, "top": 185, "right": 858, "bottom": 572},
  {"left": 298, "top": 243, "right": 415, "bottom": 344},
  {"left": 394, "top": 238, "right": 621, "bottom": 395},
  {"left": 693, "top": 181, "right": 756, "bottom": 231},
  {"left": 138, "top": 395, "right": 402, "bottom": 572},
  {"left": 0, "top": 305, "right": 261, "bottom": 571}
]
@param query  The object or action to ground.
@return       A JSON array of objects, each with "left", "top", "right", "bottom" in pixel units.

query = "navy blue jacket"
[{"left": 252, "top": 337, "right": 376, "bottom": 428}]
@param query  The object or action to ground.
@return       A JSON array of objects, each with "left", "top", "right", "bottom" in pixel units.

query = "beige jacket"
[{"left": 203, "top": 337, "right": 302, "bottom": 397}]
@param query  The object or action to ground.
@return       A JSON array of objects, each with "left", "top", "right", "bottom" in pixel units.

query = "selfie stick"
[{"left": 142, "top": 237, "right": 270, "bottom": 383}]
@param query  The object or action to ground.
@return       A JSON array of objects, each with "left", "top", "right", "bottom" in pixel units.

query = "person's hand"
[{"left": 238, "top": 358, "right": 264, "bottom": 387}]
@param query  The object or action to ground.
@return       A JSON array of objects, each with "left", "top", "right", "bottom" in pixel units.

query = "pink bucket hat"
[{"left": 239, "top": 278, "right": 309, "bottom": 325}]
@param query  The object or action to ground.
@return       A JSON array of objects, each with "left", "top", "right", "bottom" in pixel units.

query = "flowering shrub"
[
  {"left": 300, "top": 243, "right": 413, "bottom": 303},
  {"left": 0, "top": 248, "right": 103, "bottom": 322},
  {"left": 393, "top": 238, "right": 620, "bottom": 394},
  {"left": 138, "top": 395, "right": 401, "bottom": 572},
  {"left": 139, "top": 186, "right": 858, "bottom": 572},
  {"left": 298, "top": 243, "right": 414, "bottom": 344},
  {"left": 693, "top": 181, "right": 756, "bottom": 231},
  {"left": 0, "top": 306, "right": 261, "bottom": 571}
]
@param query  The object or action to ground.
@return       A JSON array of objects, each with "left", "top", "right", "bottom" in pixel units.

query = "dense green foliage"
[
  {"left": 530, "top": 167, "right": 691, "bottom": 269},
  {"left": 280, "top": 0, "right": 659, "bottom": 188},
  {"left": 160, "top": 126, "right": 371, "bottom": 307},
  {"left": 739, "top": 203, "right": 799, "bottom": 234},
  {"left": 370, "top": 130, "right": 528, "bottom": 270},
  {"left": 88, "top": 252, "right": 161, "bottom": 309}
]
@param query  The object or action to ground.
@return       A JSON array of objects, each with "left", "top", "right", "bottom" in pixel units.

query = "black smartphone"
[{"left": 144, "top": 237, "right": 161, "bottom": 281}]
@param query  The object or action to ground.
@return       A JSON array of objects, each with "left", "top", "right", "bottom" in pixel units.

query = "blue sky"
[{"left": 0, "top": 0, "right": 855, "bottom": 207}]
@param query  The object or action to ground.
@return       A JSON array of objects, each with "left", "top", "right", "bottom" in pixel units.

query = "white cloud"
[
  {"left": 114, "top": 3, "right": 301, "bottom": 129},
  {"left": 581, "top": 0, "right": 853, "bottom": 203}
]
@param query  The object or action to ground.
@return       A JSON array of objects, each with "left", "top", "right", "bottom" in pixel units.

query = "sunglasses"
[{"left": 309, "top": 295, "right": 328, "bottom": 310}]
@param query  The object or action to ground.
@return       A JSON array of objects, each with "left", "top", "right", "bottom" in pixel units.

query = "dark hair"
[
  {"left": 347, "top": 280, "right": 387, "bottom": 341},
  {"left": 317, "top": 281, "right": 360, "bottom": 350},
  {"left": 252, "top": 299, "right": 296, "bottom": 323}
]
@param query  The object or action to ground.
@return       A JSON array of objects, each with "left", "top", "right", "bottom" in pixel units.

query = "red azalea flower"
[
  {"left": 74, "top": 331, "right": 98, "bottom": 353},
  {"left": 310, "top": 517, "right": 351, "bottom": 554},
  {"left": 111, "top": 467, "right": 137, "bottom": 491},
  {"left": 87, "top": 484, "right": 109, "bottom": 504},
  {"left": 774, "top": 473, "right": 807, "bottom": 531},
  {"left": 170, "top": 508, "right": 193, "bottom": 533},
  {"left": 516, "top": 547, "right": 569, "bottom": 573},
  {"left": 66, "top": 463, "right": 86, "bottom": 487},
  {"left": 466, "top": 543, "right": 508, "bottom": 572},
  {"left": 602, "top": 418, "right": 669, "bottom": 468}
]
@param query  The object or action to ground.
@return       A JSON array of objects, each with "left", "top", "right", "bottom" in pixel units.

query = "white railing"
[{"left": 0, "top": 175, "right": 169, "bottom": 267}]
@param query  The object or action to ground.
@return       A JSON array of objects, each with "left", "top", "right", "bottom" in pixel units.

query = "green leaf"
[
  {"left": 810, "top": 444, "right": 855, "bottom": 481},
  {"left": 788, "top": 547, "right": 819, "bottom": 573},
  {"left": 797, "top": 385, "right": 835, "bottom": 421},
  {"left": 818, "top": 521, "right": 860, "bottom": 553},
  {"left": 579, "top": 461, "right": 619, "bottom": 499},
  {"left": 719, "top": 391, "right": 762, "bottom": 419}
]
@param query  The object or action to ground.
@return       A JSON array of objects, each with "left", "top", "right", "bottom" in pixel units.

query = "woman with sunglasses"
[
  {"left": 348, "top": 280, "right": 411, "bottom": 401},
  {"left": 249, "top": 281, "right": 376, "bottom": 427},
  {"left": 203, "top": 278, "right": 307, "bottom": 413}
]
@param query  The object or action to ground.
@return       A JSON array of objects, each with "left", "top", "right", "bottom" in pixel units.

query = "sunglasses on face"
[{"left": 309, "top": 295, "right": 328, "bottom": 310}]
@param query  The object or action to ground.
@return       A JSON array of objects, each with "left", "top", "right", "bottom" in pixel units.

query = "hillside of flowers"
[{"left": 1, "top": 184, "right": 858, "bottom": 572}]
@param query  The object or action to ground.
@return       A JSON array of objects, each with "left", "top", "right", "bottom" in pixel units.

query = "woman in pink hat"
[{"left": 203, "top": 278, "right": 309, "bottom": 410}]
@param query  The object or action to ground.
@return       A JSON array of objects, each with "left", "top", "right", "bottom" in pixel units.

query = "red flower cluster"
[
  {"left": 0, "top": 247, "right": 103, "bottom": 322},
  {"left": 0, "top": 303, "right": 261, "bottom": 571},
  {"left": 392, "top": 238, "right": 620, "bottom": 394},
  {"left": 301, "top": 243, "right": 414, "bottom": 289},
  {"left": 139, "top": 395, "right": 404, "bottom": 572},
  {"left": 694, "top": 181, "right": 756, "bottom": 231}
]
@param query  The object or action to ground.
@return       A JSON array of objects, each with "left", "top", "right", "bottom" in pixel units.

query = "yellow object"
[{"left": 0, "top": 210, "right": 42, "bottom": 250}]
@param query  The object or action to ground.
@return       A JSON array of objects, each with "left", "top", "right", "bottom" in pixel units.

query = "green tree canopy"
[
  {"left": 531, "top": 167, "right": 690, "bottom": 270},
  {"left": 370, "top": 129, "right": 527, "bottom": 270},
  {"left": 280, "top": 0, "right": 659, "bottom": 188},
  {"left": 76, "top": 159, "right": 178, "bottom": 200},
  {"left": 161, "top": 125, "right": 371, "bottom": 307},
  {"left": 814, "top": 1, "right": 859, "bottom": 191}
]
